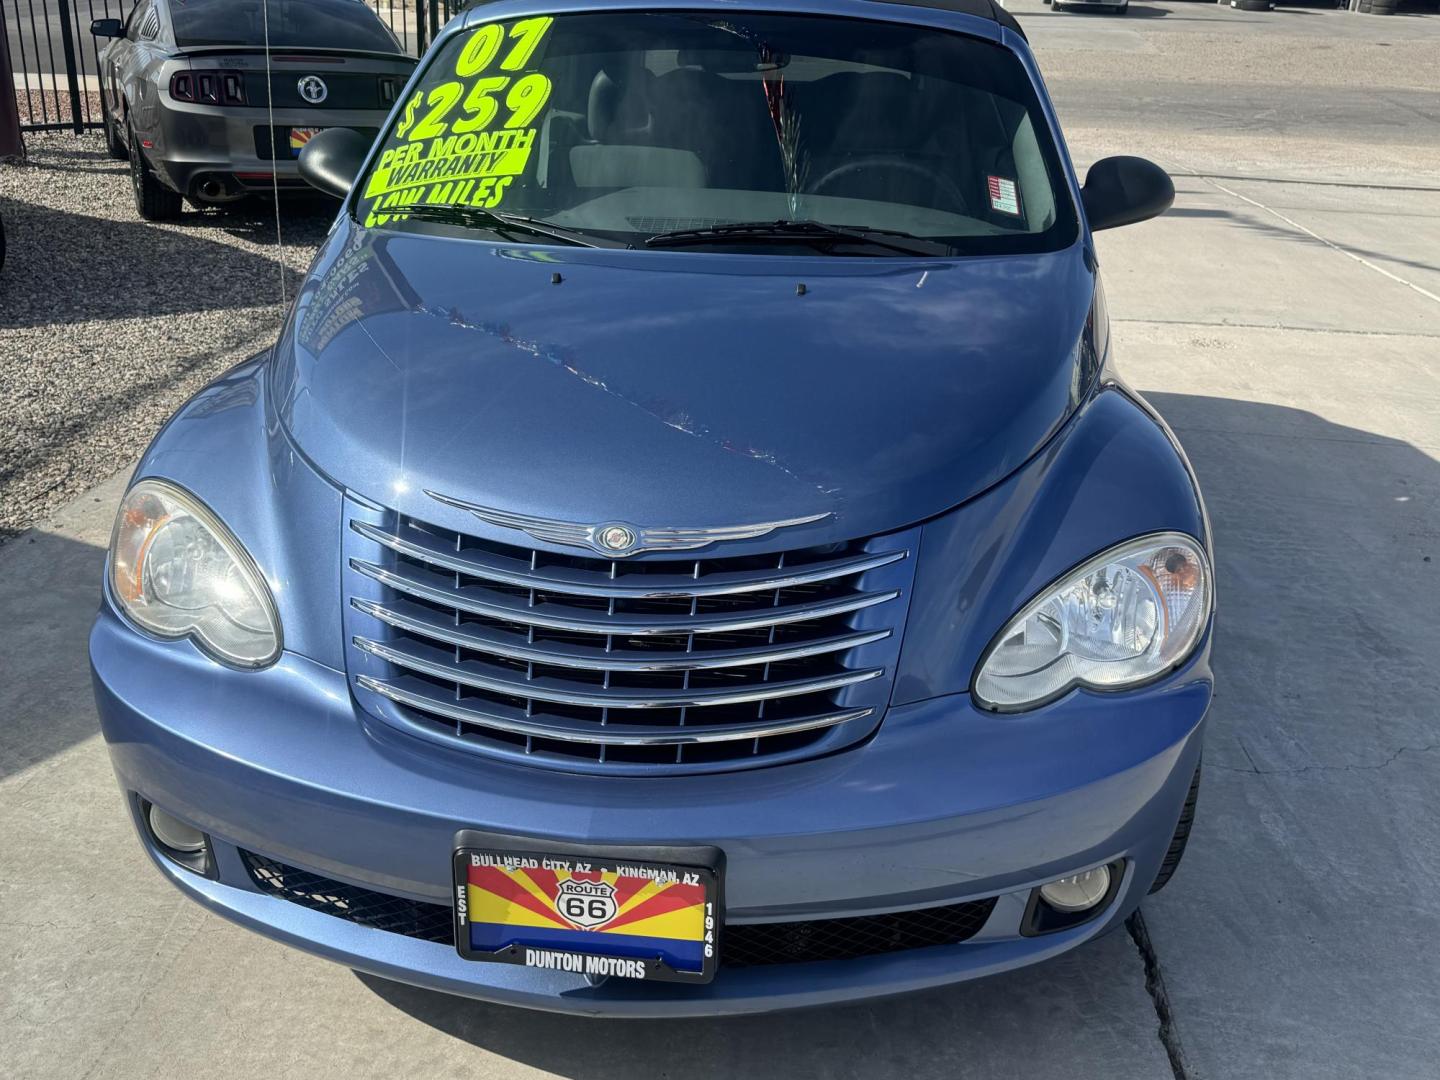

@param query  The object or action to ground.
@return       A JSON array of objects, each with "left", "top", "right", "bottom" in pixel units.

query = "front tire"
[
  {"left": 1148, "top": 761, "right": 1201, "bottom": 894},
  {"left": 127, "top": 120, "right": 182, "bottom": 221},
  {"left": 102, "top": 101, "right": 128, "bottom": 160}
]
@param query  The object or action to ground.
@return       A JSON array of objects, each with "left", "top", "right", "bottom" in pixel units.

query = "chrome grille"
[{"left": 344, "top": 504, "right": 915, "bottom": 775}]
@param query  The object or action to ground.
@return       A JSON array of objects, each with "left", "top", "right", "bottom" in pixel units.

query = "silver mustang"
[{"left": 92, "top": 0, "right": 415, "bottom": 220}]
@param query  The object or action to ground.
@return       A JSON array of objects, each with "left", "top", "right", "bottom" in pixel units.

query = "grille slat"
[
  {"left": 354, "top": 635, "right": 885, "bottom": 709},
  {"left": 346, "top": 510, "right": 912, "bottom": 772},
  {"left": 353, "top": 519, "right": 907, "bottom": 599},
  {"left": 358, "top": 675, "right": 875, "bottom": 746},
  {"left": 351, "top": 558, "right": 901, "bottom": 637},
  {"left": 351, "top": 597, "right": 892, "bottom": 671}
]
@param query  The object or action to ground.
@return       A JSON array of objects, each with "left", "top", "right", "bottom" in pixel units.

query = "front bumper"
[{"left": 92, "top": 606, "right": 1210, "bottom": 1017}]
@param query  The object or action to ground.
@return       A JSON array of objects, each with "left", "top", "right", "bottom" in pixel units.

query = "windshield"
[
  {"left": 354, "top": 11, "right": 1077, "bottom": 256},
  {"left": 170, "top": 0, "right": 401, "bottom": 51}
]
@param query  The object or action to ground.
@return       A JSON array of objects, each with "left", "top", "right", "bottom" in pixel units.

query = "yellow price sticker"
[{"left": 362, "top": 16, "right": 557, "bottom": 222}]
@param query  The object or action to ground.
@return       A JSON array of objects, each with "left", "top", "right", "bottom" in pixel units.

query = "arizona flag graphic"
[
  {"left": 467, "top": 862, "right": 708, "bottom": 974},
  {"left": 289, "top": 127, "right": 324, "bottom": 154}
]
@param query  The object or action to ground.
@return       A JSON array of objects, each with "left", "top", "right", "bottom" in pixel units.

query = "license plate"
[
  {"left": 289, "top": 127, "right": 324, "bottom": 156},
  {"left": 452, "top": 833, "right": 722, "bottom": 984}
]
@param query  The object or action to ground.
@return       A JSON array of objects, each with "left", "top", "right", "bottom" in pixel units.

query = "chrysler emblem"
[
  {"left": 597, "top": 525, "right": 637, "bottom": 553},
  {"left": 297, "top": 75, "right": 328, "bottom": 104},
  {"left": 425, "top": 492, "right": 831, "bottom": 558}
]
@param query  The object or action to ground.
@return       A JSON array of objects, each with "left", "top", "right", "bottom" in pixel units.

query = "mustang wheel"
[
  {"left": 102, "top": 103, "right": 128, "bottom": 161},
  {"left": 127, "top": 120, "right": 182, "bottom": 221}
]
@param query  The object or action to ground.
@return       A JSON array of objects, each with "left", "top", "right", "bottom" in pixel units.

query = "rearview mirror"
[
  {"left": 1081, "top": 156, "right": 1175, "bottom": 232},
  {"left": 90, "top": 17, "right": 123, "bottom": 37},
  {"left": 297, "top": 127, "right": 373, "bottom": 200}
]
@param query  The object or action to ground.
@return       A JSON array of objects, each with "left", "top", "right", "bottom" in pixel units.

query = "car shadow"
[
  {"left": 1142, "top": 391, "right": 1437, "bottom": 776},
  {"left": 353, "top": 927, "right": 1159, "bottom": 1078},
  {"left": 0, "top": 492, "right": 126, "bottom": 779},
  {"left": 175, "top": 192, "right": 342, "bottom": 248},
  {"left": 0, "top": 195, "right": 331, "bottom": 329},
  {"left": 348, "top": 390, "right": 1438, "bottom": 1076}
]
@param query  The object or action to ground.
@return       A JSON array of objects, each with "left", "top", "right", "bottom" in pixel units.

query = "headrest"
[{"left": 587, "top": 68, "right": 655, "bottom": 142}]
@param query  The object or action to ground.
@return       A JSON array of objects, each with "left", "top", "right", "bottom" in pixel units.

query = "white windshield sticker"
[{"left": 987, "top": 175, "right": 1022, "bottom": 217}]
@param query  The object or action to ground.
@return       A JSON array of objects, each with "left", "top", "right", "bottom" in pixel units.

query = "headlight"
[
  {"left": 974, "top": 533, "right": 1210, "bottom": 710},
  {"left": 109, "top": 479, "right": 280, "bottom": 667}
]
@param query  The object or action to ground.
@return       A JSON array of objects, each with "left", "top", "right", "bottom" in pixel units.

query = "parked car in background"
[
  {"left": 1042, "top": 0, "right": 1130, "bottom": 14},
  {"left": 91, "top": 0, "right": 415, "bottom": 220},
  {"left": 92, "top": 0, "right": 1208, "bottom": 1015}
]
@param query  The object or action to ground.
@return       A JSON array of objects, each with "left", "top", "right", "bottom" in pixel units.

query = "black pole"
[
  {"left": 0, "top": 0, "right": 26, "bottom": 156},
  {"left": 414, "top": 0, "right": 426, "bottom": 57},
  {"left": 55, "top": 0, "right": 84, "bottom": 133}
]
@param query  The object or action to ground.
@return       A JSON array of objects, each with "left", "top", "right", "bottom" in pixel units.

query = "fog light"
[
  {"left": 1039, "top": 866, "right": 1111, "bottom": 912},
  {"left": 147, "top": 804, "right": 206, "bottom": 854}
]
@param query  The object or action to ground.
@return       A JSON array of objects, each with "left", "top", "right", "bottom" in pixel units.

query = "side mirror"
[
  {"left": 297, "top": 127, "right": 373, "bottom": 199},
  {"left": 91, "top": 17, "right": 123, "bottom": 37},
  {"left": 1081, "top": 156, "right": 1175, "bottom": 232}
]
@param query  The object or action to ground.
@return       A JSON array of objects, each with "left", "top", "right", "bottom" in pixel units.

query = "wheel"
[
  {"left": 1148, "top": 761, "right": 1201, "bottom": 894},
  {"left": 127, "top": 120, "right": 183, "bottom": 221},
  {"left": 101, "top": 100, "right": 127, "bottom": 160}
]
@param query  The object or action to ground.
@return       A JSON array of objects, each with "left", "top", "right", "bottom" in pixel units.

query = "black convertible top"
[
  {"left": 461, "top": 0, "right": 1027, "bottom": 42},
  {"left": 867, "top": 0, "right": 1027, "bottom": 40}
]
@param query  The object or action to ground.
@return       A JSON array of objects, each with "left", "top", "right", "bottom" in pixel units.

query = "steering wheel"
[{"left": 806, "top": 157, "right": 970, "bottom": 215}]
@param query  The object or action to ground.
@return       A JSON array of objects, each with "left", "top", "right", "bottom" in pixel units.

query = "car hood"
[{"left": 272, "top": 221, "right": 1098, "bottom": 545}]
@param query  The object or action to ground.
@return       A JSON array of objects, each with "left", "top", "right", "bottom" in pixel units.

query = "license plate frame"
[{"left": 452, "top": 830, "right": 724, "bottom": 985}]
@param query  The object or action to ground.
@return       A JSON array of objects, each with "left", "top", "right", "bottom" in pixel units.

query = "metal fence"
[{"left": 2, "top": 0, "right": 460, "bottom": 135}]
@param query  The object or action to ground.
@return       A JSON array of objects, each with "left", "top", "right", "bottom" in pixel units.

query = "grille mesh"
[
  {"left": 722, "top": 900, "right": 996, "bottom": 967},
  {"left": 246, "top": 852, "right": 454, "bottom": 944},
  {"left": 345, "top": 509, "right": 912, "bottom": 773},
  {"left": 241, "top": 852, "right": 996, "bottom": 967}
]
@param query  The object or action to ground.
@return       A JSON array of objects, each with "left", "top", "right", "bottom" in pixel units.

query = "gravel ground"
[
  {"left": 0, "top": 131, "right": 332, "bottom": 542},
  {"left": 10, "top": 89, "right": 106, "bottom": 133}
]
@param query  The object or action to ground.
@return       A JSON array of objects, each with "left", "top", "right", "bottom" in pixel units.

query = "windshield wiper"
[
  {"left": 380, "top": 204, "right": 623, "bottom": 248},
  {"left": 645, "top": 219, "right": 951, "bottom": 256}
]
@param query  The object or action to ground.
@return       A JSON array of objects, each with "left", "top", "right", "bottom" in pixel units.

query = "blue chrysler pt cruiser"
[{"left": 91, "top": 0, "right": 1211, "bottom": 1015}]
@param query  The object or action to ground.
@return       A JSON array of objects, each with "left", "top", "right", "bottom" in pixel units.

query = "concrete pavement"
[{"left": 4, "top": 5, "right": 1440, "bottom": 1078}]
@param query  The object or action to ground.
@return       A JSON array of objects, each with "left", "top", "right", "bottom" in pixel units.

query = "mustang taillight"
[
  {"left": 378, "top": 76, "right": 398, "bottom": 105},
  {"left": 170, "top": 70, "right": 246, "bottom": 106}
]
